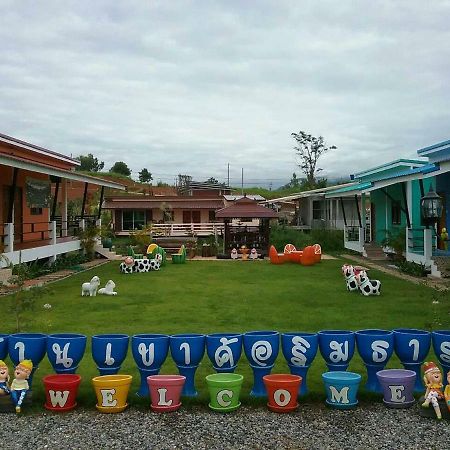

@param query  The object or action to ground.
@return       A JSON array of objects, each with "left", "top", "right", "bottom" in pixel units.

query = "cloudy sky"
[{"left": 1, "top": 1, "right": 449, "bottom": 187}]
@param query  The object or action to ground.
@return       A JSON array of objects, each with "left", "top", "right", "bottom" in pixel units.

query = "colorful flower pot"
[
  {"left": 206, "top": 373, "right": 243, "bottom": 412},
  {"left": 244, "top": 331, "right": 280, "bottom": 397},
  {"left": 147, "top": 374, "right": 186, "bottom": 412},
  {"left": 42, "top": 374, "right": 81, "bottom": 412},
  {"left": 0, "top": 334, "right": 8, "bottom": 360},
  {"left": 281, "top": 332, "right": 318, "bottom": 396},
  {"left": 393, "top": 328, "right": 431, "bottom": 392},
  {"left": 92, "top": 374, "right": 132, "bottom": 413},
  {"left": 263, "top": 374, "right": 302, "bottom": 413},
  {"left": 91, "top": 334, "right": 129, "bottom": 375},
  {"left": 170, "top": 334, "right": 205, "bottom": 396},
  {"left": 47, "top": 333, "right": 87, "bottom": 374},
  {"left": 8, "top": 333, "right": 47, "bottom": 388},
  {"left": 376, "top": 369, "right": 416, "bottom": 408},
  {"left": 131, "top": 334, "right": 169, "bottom": 397},
  {"left": 318, "top": 330, "right": 355, "bottom": 371},
  {"left": 206, "top": 333, "right": 243, "bottom": 373},
  {"left": 432, "top": 330, "right": 450, "bottom": 386},
  {"left": 322, "top": 371, "right": 361, "bottom": 409},
  {"left": 355, "top": 329, "right": 394, "bottom": 392}
]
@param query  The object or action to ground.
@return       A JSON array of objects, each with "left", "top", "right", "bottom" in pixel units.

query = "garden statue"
[
  {"left": 231, "top": 248, "right": 238, "bottom": 259},
  {"left": 441, "top": 227, "right": 448, "bottom": 251},
  {"left": 422, "top": 361, "right": 444, "bottom": 419},
  {"left": 445, "top": 370, "right": 450, "bottom": 413},
  {"left": 11, "top": 359, "right": 33, "bottom": 413},
  {"left": 81, "top": 275, "right": 100, "bottom": 297},
  {"left": 0, "top": 360, "right": 10, "bottom": 396},
  {"left": 356, "top": 270, "right": 381, "bottom": 296},
  {"left": 342, "top": 265, "right": 358, "bottom": 292},
  {"left": 98, "top": 280, "right": 118, "bottom": 296},
  {"left": 249, "top": 248, "right": 258, "bottom": 260}
]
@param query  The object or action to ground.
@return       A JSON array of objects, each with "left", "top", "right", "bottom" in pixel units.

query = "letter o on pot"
[{"left": 274, "top": 389, "right": 291, "bottom": 407}]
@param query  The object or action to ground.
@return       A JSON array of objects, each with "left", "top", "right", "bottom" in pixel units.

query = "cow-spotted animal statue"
[
  {"left": 356, "top": 270, "right": 381, "bottom": 296},
  {"left": 120, "top": 257, "right": 161, "bottom": 274},
  {"left": 342, "top": 264, "right": 359, "bottom": 292}
]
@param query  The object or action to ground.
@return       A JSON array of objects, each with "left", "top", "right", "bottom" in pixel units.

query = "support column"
[
  {"left": 49, "top": 221, "right": 57, "bottom": 263},
  {"left": 61, "top": 179, "right": 68, "bottom": 237},
  {"left": 81, "top": 183, "right": 88, "bottom": 219},
  {"left": 50, "top": 176, "right": 61, "bottom": 221},
  {"left": 4, "top": 223, "right": 14, "bottom": 253},
  {"left": 424, "top": 228, "right": 432, "bottom": 262},
  {"left": 7, "top": 168, "right": 19, "bottom": 224}
]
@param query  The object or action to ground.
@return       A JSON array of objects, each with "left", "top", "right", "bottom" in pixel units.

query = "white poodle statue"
[
  {"left": 81, "top": 276, "right": 100, "bottom": 297},
  {"left": 98, "top": 280, "right": 118, "bottom": 296}
]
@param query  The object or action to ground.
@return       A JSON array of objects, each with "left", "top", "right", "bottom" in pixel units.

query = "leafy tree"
[
  {"left": 109, "top": 161, "right": 131, "bottom": 177},
  {"left": 138, "top": 168, "right": 153, "bottom": 183},
  {"left": 156, "top": 180, "right": 171, "bottom": 187},
  {"left": 291, "top": 131, "right": 336, "bottom": 187},
  {"left": 75, "top": 153, "right": 104, "bottom": 172}
]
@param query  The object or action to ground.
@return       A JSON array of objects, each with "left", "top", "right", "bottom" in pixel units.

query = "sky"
[{"left": 1, "top": 1, "right": 449, "bottom": 188}]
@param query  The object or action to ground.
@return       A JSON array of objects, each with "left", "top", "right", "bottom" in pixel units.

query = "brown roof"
[
  {"left": 215, "top": 196, "right": 279, "bottom": 219},
  {"left": 104, "top": 198, "right": 224, "bottom": 210}
]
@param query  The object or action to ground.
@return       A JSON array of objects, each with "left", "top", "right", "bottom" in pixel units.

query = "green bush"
[
  {"left": 269, "top": 225, "right": 344, "bottom": 252},
  {"left": 397, "top": 260, "right": 428, "bottom": 277}
]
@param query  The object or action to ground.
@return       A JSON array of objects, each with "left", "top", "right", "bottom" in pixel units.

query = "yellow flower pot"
[{"left": 92, "top": 374, "right": 132, "bottom": 413}]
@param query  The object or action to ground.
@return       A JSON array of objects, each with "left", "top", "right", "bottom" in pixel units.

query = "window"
[
  {"left": 30, "top": 207, "right": 43, "bottom": 215},
  {"left": 391, "top": 203, "right": 401, "bottom": 225},
  {"left": 122, "top": 210, "right": 146, "bottom": 230},
  {"left": 209, "top": 210, "right": 216, "bottom": 222},
  {"left": 312, "top": 201, "right": 323, "bottom": 220}
]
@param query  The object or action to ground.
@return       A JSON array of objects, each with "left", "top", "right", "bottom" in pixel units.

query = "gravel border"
[{"left": 0, "top": 403, "right": 448, "bottom": 450}]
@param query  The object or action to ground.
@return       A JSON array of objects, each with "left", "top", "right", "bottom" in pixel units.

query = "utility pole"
[
  {"left": 241, "top": 168, "right": 244, "bottom": 195},
  {"left": 227, "top": 163, "right": 230, "bottom": 187}
]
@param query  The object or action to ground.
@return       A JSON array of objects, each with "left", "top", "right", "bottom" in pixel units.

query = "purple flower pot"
[{"left": 376, "top": 369, "right": 416, "bottom": 408}]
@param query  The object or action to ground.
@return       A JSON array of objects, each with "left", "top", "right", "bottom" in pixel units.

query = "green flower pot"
[{"left": 205, "top": 373, "right": 243, "bottom": 413}]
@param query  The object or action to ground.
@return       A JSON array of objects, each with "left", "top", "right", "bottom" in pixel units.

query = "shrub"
[
  {"left": 269, "top": 225, "right": 345, "bottom": 253},
  {"left": 397, "top": 260, "right": 428, "bottom": 277}
]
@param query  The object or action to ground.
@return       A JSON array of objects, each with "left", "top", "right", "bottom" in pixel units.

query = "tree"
[
  {"left": 75, "top": 153, "right": 104, "bottom": 172},
  {"left": 109, "top": 161, "right": 131, "bottom": 177},
  {"left": 206, "top": 177, "right": 219, "bottom": 184},
  {"left": 291, "top": 131, "right": 336, "bottom": 187},
  {"left": 138, "top": 168, "right": 153, "bottom": 183}
]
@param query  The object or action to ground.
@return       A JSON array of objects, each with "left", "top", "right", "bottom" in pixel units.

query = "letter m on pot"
[{"left": 329, "top": 386, "right": 349, "bottom": 404}]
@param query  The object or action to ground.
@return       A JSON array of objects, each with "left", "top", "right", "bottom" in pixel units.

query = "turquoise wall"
[
  {"left": 437, "top": 172, "right": 450, "bottom": 231},
  {"left": 371, "top": 178, "right": 435, "bottom": 244}
]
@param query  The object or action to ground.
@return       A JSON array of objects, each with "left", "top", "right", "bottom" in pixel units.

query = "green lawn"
[{"left": 2, "top": 258, "right": 448, "bottom": 407}]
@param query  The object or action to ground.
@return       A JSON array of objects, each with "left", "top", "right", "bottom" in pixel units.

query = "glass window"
[
  {"left": 122, "top": 210, "right": 146, "bottom": 230},
  {"left": 30, "top": 207, "right": 43, "bottom": 215},
  {"left": 209, "top": 210, "right": 216, "bottom": 222},
  {"left": 312, "top": 201, "right": 322, "bottom": 220},
  {"left": 391, "top": 203, "right": 401, "bottom": 225}
]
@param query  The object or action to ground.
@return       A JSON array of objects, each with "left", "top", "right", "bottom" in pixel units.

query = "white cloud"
[{"left": 0, "top": 0, "right": 449, "bottom": 187}]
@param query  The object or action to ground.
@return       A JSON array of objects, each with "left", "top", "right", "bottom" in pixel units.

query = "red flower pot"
[
  {"left": 43, "top": 374, "right": 81, "bottom": 412},
  {"left": 263, "top": 374, "right": 302, "bottom": 413}
]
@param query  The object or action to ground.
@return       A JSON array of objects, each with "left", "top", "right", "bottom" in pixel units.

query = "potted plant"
[
  {"left": 100, "top": 224, "right": 115, "bottom": 250},
  {"left": 186, "top": 241, "right": 197, "bottom": 259}
]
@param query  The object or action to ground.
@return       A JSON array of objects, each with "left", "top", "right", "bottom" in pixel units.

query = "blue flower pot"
[
  {"left": 47, "top": 333, "right": 87, "bottom": 374},
  {"left": 432, "top": 330, "right": 450, "bottom": 387},
  {"left": 91, "top": 334, "right": 129, "bottom": 375},
  {"left": 393, "top": 328, "right": 431, "bottom": 392},
  {"left": 322, "top": 371, "right": 361, "bottom": 409},
  {"left": 0, "top": 334, "right": 8, "bottom": 360},
  {"left": 206, "top": 333, "right": 243, "bottom": 373},
  {"left": 355, "top": 329, "right": 394, "bottom": 392},
  {"left": 318, "top": 330, "right": 355, "bottom": 371},
  {"left": 8, "top": 333, "right": 47, "bottom": 388},
  {"left": 170, "top": 333, "right": 205, "bottom": 396},
  {"left": 243, "top": 331, "right": 279, "bottom": 397},
  {"left": 281, "top": 332, "right": 318, "bottom": 396},
  {"left": 131, "top": 334, "right": 169, "bottom": 397}
]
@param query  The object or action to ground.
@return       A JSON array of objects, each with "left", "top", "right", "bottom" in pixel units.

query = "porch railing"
[
  {"left": 406, "top": 227, "right": 437, "bottom": 262},
  {"left": 119, "top": 222, "right": 225, "bottom": 237},
  {"left": 344, "top": 225, "right": 365, "bottom": 255}
]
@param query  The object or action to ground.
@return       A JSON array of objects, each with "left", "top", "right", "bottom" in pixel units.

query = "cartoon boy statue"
[
  {"left": 0, "top": 360, "right": 10, "bottom": 396},
  {"left": 10, "top": 359, "right": 33, "bottom": 413},
  {"left": 441, "top": 227, "right": 449, "bottom": 251},
  {"left": 422, "top": 361, "right": 444, "bottom": 419},
  {"left": 445, "top": 371, "right": 450, "bottom": 413}
]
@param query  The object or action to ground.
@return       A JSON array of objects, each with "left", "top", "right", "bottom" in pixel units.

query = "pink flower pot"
[{"left": 147, "top": 375, "right": 186, "bottom": 412}]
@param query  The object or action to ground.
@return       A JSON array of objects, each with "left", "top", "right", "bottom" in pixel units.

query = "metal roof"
[
  {"left": 215, "top": 196, "right": 279, "bottom": 219},
  {"left": 104, "top": 198, "right": 224, "bottom": 210},
  {"left": 0, "top": 153, "right": 125, "bottom": 189}
]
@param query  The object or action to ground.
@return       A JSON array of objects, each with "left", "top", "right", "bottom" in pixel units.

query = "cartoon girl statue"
[
  {"left": 10, "top": 359, "right": 33, "bottom": 413},
  {"left": 0, "top": 360, "right": 10, "bottom": 396},
  {"left": 445, "top": 371, "right": 450, "bottom": 413},
  {"left": 422, "top": 361, "right": 444, "bottom": 419}
]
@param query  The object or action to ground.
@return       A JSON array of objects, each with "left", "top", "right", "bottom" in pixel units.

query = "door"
[
  {"left": 182, "top": 211, "right": 191, "bottom": 223},
  {"left": 192, "top": 211, "right": 201, "bottom": 223}
]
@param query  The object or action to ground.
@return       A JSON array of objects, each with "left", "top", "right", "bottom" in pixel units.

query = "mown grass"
[{"left": 2, "top": 258, "right": 448, "bottom": 409}]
